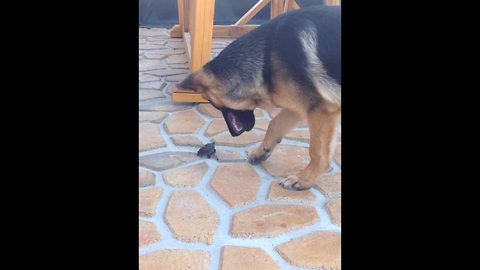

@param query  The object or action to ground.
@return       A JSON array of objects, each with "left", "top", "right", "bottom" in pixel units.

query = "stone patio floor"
[{"left": 139, "top": 27, "right": 341, "bottom": 270}]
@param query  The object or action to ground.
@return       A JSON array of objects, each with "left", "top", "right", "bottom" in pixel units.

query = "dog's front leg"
[
  {"left": 248, "top": 109, "right": 302, "bottom": 164},
  {"left": 280, "top": 105, "right": 340, "bottom": 190}
]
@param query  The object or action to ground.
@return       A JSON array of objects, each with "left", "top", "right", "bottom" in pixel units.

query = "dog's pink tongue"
[{"left": 226, "top": 111, "right": 244, "bottom": 133}]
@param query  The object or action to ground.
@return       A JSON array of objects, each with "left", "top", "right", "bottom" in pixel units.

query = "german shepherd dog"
[{"left": 178, "top": 6, "right": 340, "bottom": 190}]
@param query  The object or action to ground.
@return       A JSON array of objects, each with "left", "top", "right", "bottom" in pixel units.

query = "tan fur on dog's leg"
[
  {"left": 248, "top": 109, "right": 303, "bottom": 164},
  {"left": 280, "top": 104, "right": 340, "bottom": 190}
]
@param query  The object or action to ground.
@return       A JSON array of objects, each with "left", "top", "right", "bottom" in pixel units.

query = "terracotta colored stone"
[
  {"left": 148, "top": 40, "right": 167, "bottom": 46},
  {"left": 197, "top": 103, "right": 222, "bottom": 118},
  {"left": 165, "top": 73, "right": 188, "bottom": 82},
  {"left": 326, "top": 199, "right": 341, "bottom": 226},
  {"left": 139, "top": 152, "right": 199, "bottom": 171},
  {"left": 139, "top": 28, "right": 167, "bottom": 36},
  {"left": 315, "top": 173, "right": 341, "bottom": 198},
  {"left": 210, "top": 164, "right": 260, "bottom": 207},
  {"left": 215, "top": 150, "right": 244, "bottom": 162},
  {"left": 145, "top": 69, "right": 187, "bottom": 77},
  {"left": 139, "top": 74, "right": 158, "bottom": 82},
  {"left": 220, "top": 246, "right": 280, "bottom": 270},
  {"left": 139, "top": 59, "right": 165, "bottom": 71},
  {"left": 163, "top": 162, "right": 208, "bottom": 187},
  {"left": 285, "top": 130, "right": 310, "bottom": 143},
  {"left": 334, "top": 144, "right": 341, "bottom": 166},
  {"left": 146, "top": 35, "right": 168, "bottom": 39},
  {"left": 145, "top": 49, "right": 185, "bottom": 57},
  {"left": 164, "top": 190, "right": 219, "bottom": 244},
  {"left": 159, "top": 36, "right": 186, "bottom": 40},
  {"left": 144, "top": 39, "right": 167, "bottom": 45},
  {"left": 143, "top": 52, "right": 167, "bottom": 59},
  {"left": 139, "top": 187, "right": 163, "bottom": 217},
  {"left": 139, "top": 44, "right": 163, "bottom": 50},
  {"left": 214, "top": 130, "right": 265, "bottom": 147},
  {"left": 139, "top": 90, "right": 164, "bottom": 101},
  {"left": 254, "top": 109, "right": 264, "bottom": 117},
  {"left": 145, "top": 37, "right": 166, "bottom": 42},
  {"left": 140, "top": 81, "right": 165, "bottom": 90},
  {"left": 139, "top": 123, "right": 166, "bottom": 152},
  {"left": 170, "top": 63, "right": 189, "bottom": 69},
  {"left": 141, "top": 102, "right": 193, "bottom": 112},
  {"left": 211, "top": 42, "right": 229, "bottom": 49},
  {"left": 267, "top": 180, "right": 316, "bottom": 203},
  {"left": 231, "top": 205, "right": 319, "bottom": 238},
  {"left": 139, "top": 220, "right": 160, "bottom": 247},
  {"left": 139, "top": 168, "right": 155, "bottom": 187},
  {"left": 261, "top": 145, "right": 310, "bottom": 177},
  {"left": 170, "top": 136, "right": 203, "bottom": 147},
  {"left": 164, "top": 111, "right": 205, "bottom": 134},
  {"left": 139, "top": 250, "right": 210, "bottom": 270},
  {"left": 204, "top": 119, "right": 228, "bottom": 137},
  {"left": 276, "top": 232, "right": 341, "bottom": 270},
  {"left": 139, "top": 111, "right": 167, "bottom": 123},
  {"left": 167, "top": 41, "right": 185, "bottom": 49},
  {"left": 166, "top": 54, "right": 187, "bottom": 64}
]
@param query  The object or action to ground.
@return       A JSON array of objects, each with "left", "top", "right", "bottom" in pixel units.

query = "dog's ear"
[
  {"left": 176, "top": 73, "right": 197, "bottom": 91},
  {"left": 177, "top": 69, "right": 215, "bottom": 93}
]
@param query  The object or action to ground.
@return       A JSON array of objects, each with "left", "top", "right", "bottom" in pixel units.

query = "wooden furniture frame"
[{"left": 170, "top": 0, "right": 340, "bottom": 103}]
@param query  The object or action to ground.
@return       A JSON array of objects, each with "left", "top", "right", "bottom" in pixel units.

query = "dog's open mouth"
[{"left": 221, "top": 108, "right": 255, "bottom": 137}]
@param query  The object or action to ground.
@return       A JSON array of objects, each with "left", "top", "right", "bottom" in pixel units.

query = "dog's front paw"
[
  {"left": 248, "top": 147, "right": 271, "bottom": 165},
  {"left": 279, "top": 174, "right": 315, "bottom": 191}
]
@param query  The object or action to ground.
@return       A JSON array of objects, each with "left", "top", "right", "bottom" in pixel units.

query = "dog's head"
[{"left": 177, "top": 69, "right": 257, "bottom": 137}]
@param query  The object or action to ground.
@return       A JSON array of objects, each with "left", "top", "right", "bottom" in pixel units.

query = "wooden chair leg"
[
  {"left": 190, "top": 0, "right": 215, "bottom": 72},
  {"left": 172, "top": 0, "right": 214, "bottom": 103},
  {"left": 271, "top": 0, "right": 285, "bottom": 19}
]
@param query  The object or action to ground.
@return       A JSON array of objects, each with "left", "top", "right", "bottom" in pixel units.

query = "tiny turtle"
[{"left": 197, "top": 142, "right": 216, "bottom": 159}]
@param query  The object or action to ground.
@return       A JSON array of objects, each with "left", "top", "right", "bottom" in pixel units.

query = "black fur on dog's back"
[
  {"left": 272, "top": 7, "right": 341, "bottom": 84},
  {"left": 204, "top": 6, "right": 341, "bottom": 108}
]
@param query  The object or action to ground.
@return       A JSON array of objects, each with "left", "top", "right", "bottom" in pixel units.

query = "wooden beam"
[
  {"left": 188, "top": 0, "right": 195, "bottom": 34},
  {"left": 201, "top": 0, "right": 215, "bottom": 66},
  {"left": 234, "top": 0, "right": 271, "bottom": 26},
  {"left": 189, "top": 0, "right": 202, "bottom": 71},
  {"left": 172, "top": 90, "right": 209, "bottom": 103},
  {"left": 212, "top": 25, "right": 259, "bottom": 38},
  {"left": 172, "top": 24, "right": 260, "bottom": 39},
  {"left": 190, "top": 0, "right": 215, "bottom": 72},
  {"left": 271, "top": 0, "right": 285, "bottom": 19},
  {"left": 183, "top": 32, "right": 192, "bottom": 68},
  {"left": 177, "top": 0, "right": 185, "bottom": 29}
]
